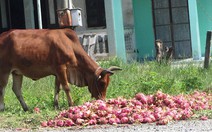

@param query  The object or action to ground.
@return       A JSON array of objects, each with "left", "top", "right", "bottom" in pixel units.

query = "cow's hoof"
[
  {"left": 68, "top": 102, "right": 74, "bottom": 107},
  {"left": 54, "top": 106, "right": 59, "bottom": 110},
  {"left": 0, "top": 104, "right": 5, "bottom": 111},
  {"left": 23, "top": 107, "right": 29, "bottom": 112}
]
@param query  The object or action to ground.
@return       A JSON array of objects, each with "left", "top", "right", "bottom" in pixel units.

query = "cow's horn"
[{"left": 107, "top": 66, "right": 122, "bottom": 71}]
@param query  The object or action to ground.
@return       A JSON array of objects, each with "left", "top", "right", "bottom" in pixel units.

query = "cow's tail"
[{"left": 0, "top": 31, "right": 10, "bottom": 57}]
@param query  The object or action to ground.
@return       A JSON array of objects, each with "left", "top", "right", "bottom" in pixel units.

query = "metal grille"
[
  {"left": 78, "top": 32, "right": 109, "bottom": 61},
  {"left": 124, "top": 27, "right": 135, "bottom": 53}
]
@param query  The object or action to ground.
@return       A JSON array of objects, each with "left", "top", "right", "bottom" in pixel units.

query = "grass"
[{"left": 0, "top": 58, "right": 212, "bottom": 129}]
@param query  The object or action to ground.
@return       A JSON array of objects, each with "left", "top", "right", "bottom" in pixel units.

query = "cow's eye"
[
  {"left": 97, "top": 75, "right": 102, "bottom": 80},
  {"left": 98, "top": 82, "right": 105, "bottom": 88}
]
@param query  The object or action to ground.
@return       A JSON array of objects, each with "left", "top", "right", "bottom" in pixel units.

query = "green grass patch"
[{"left": 0, "top": 58, "right": 212, "bottom": 129}]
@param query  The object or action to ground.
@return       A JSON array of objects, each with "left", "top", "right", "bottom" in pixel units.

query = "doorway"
[
  {"left": 152, "top": 0, "right": 192, "bottom": 58},
  {"left": 8, "top": 0, "right": 25, "bottom": 29}
]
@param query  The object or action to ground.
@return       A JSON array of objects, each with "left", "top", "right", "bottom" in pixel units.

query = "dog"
[{"left": 155, "top": 39, "right": 173, "bottom": 64}]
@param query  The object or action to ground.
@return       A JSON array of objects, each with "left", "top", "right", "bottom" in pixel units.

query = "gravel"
[
  {"left": 39, "top": 119, "right": 212, "bottom": 132},
  {"left": 0, "top": 119, "right": 211, "bottom": 132},
  {"left": 1, "top": 119, "right": 210, "bottom": 132}
]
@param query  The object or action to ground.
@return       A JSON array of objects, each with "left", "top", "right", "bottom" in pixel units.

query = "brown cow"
[{"left": 0, "top": 29, "right": 121, "bottom": 111}]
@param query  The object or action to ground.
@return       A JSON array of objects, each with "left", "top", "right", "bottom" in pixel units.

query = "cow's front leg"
[
  {"left": 63, "top": 83, "right": 73, "bottom": 107},
  {"left": 57, "top": 66, "right": 73, "bottom": 107},
  {"left": 12, "top": 73, "right": 28, "bottom": 111},
  {"left": 0, "top": 88, "right": 5, "bottom": 111},
  {"left": 54, "top": 76, "right": 61, "bottom": 109},
  {"left": 0, "top": 73, "right": 9, "bottom": 111}
]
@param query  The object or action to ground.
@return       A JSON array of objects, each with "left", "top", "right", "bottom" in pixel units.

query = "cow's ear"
[
  {"left": 99, "top": 70, "right": 113, "bottom": 79},
  {"left": 99, "top": 66, "right": 121, "bottom": 78}
]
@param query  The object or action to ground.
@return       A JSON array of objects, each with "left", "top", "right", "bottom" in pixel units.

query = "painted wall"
[
  {"left": 132, "top": 0, "right": 155, "bottom": 59},
  {"left": 197, "top": 0, "right": 212, "bottom": 56},
  {"left": 188, "top": 0, "right": 201, "bottom": 60},
  {"left": 105, "top": 0, "right": 126, "bottom": 61}
]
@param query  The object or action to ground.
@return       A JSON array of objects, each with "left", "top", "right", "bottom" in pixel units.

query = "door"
[
  {"left": 8, "top": 0, "right": 25, "bottom": 29},
  {"left": 152, "top": 0, "right": 192, "bottom": 59},
  {"left": 0, "top": 0, "right": 25, "bottom": 33}
]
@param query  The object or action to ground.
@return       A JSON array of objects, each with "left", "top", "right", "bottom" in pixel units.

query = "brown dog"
[
  {"left": 155, "top": 39, "right": 164, "bottom": 63},
  {"left": 155, "top": 39, "right": 173, "bottom": 64},
  {"left": 164, "top": 46, "right": 173, "bottom": 64}
]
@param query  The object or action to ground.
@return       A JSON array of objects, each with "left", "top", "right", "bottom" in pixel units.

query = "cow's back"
[{"left": 0, "top": 29, "right": 79, "bottom": 79}]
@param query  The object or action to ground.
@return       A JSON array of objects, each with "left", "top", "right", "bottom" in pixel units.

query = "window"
[
  {"left": 0, "top": 0, "right": 8, "bottom": 29},
  {"left": 33, "top": 0, "right": 58, "bottom": 29},
  {"left": 85, "top": 0, "right": 106, "bottom": 28}
]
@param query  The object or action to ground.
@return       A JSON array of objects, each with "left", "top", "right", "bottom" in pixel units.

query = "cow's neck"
[{"left": 76, "top": 50, "right": 100, "bottom": 76}]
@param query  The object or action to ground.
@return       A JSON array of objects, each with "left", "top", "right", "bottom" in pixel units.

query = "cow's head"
[{"left": 89, "top": 66, "right": 122, "bottom": 100}]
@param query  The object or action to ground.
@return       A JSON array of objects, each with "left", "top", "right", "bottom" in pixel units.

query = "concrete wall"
[
  {"left": 104, "top": 0, "right": 126, "bottom": 61},
  {"left": 23, "top": 0, "right": 35, "bottom": 29},
  {"left": 122, "top": 0, "right": 134, "bottom": 27},
  {"left": 73, "top": 0, "right": 87, "bottom": 32},
  {"left": 197, "top": 0, "right": 212, "bottom": 56}
]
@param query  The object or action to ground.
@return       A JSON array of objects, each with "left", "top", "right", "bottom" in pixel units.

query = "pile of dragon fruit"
[{"left": 41, "top": 91, "right": 212, "bottom": 127}]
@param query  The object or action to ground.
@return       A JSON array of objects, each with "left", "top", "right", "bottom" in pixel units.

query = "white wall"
[{"left": 73, "top": 0, "right": 88, "bottom": 32}]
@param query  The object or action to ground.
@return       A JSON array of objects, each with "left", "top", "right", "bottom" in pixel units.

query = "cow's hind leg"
[
  {"left": 56, "top": 66, "right": 73, "bottom": 107},
  {"left": 12, "top": 73, "right": 28, "bottom": 111},
  {"left": 54, "top": 76, "right": 61, "bottom": 109},
  {"left": 0, "top": 73, "right": 9, "bottom": 111}
]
